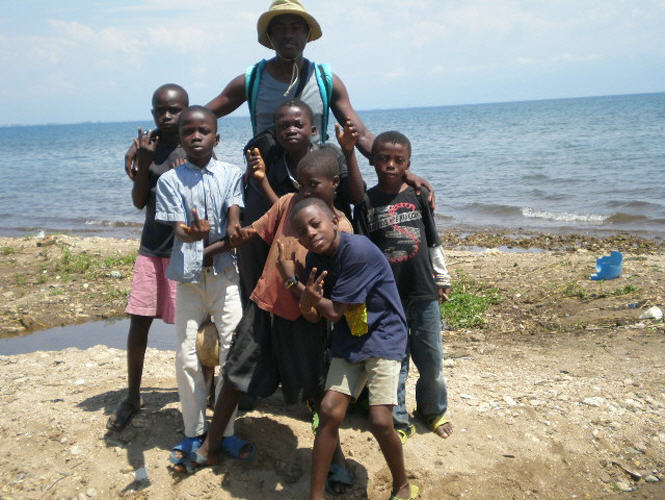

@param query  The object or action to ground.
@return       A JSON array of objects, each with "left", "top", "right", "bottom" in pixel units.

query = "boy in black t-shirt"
[
  {"left": 107, "top": 84, "right": 188, "bottom": 431},
  {"left": 355, "top": 131, "right": 453, "bottom": 442}
]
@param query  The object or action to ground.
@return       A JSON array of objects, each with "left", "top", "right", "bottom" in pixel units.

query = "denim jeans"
[{"left": 393, "top": 299, "right": 448, "bottom": 429}]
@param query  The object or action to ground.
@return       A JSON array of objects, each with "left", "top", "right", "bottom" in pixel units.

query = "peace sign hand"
[
  {"left": 136, "top": 127, "right": 158, "bottom": 171},
  {"left": 301, "top": 267, "right": 326, "bottom": 309},
  {"left": 276, "top": 239, "right": 297, "bottom": 280},
  {"left": 335, "top": 120, "right": 358, "bottom": 154},
  {"left": 246, "top": 148, "right": 266, "bottom": 180}
]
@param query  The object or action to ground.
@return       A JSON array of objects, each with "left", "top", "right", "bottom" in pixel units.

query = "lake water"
[{"left": 1, "top": 92, "right": 664, "bottom": 238}]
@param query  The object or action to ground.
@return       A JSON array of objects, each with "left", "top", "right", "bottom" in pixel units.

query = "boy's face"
[
  {"left": 371, "top": 141, "right": 411, "bottom": 191},
  {"left": 274, "top": 105, "right": 315, "bottom": 154},
  {"left": 293, "top": 204, "right": 339, "bottom": 256},
  {"left": 297, "top": 167, "right": 339, "bottom": 206},
  {"left": 178, "top": 110, "right": 219, "bottom": 167},
  {"left": 152, "top": 89, "right": 187, "bottom": 134},
  {"left": 268, "top": 14, "right": 309, "bottom": 59}
]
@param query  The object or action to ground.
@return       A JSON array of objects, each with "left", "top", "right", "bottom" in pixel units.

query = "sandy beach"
[{"left": 1, "top": 233, "right": 664, "bottom": 499}]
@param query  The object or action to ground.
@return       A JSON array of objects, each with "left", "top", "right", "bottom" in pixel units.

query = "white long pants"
[{"left": 175, "top": 266, "right": 242, "bottom": 438}]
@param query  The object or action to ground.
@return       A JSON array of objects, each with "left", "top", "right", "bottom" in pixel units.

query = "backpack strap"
[
  {"left": 314, "top": 62, "right": 334, "bottom": 142},
  {"left": 245, "top": 59, "right": 267, "bottom": 135}
]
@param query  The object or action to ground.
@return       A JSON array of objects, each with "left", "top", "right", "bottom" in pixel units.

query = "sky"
[{"left": 1, "top": 0, "right": 664, "bottom": 126}]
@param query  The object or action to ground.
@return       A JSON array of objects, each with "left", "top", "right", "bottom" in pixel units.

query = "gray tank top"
[{"left": 255, "top": 64, "right": 325, "bottom": 144}]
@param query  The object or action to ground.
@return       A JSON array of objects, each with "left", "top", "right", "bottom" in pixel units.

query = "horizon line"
[{"left": 2, "top": 90, "right": 663, "bottom": 128}]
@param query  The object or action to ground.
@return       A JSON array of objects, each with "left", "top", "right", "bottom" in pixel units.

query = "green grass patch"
[
  {"left": 440, "top": 272, "right": 503, "bottom": 329},
  {"left": 54, "top": 249, "right": 136, "bottom": 278},
  {"left": 562, "top": 281, "right": 588, "bottom": 300},
  {"left": 1, "top": 246, "right": 17, "bottom": 255},
  {"left": 610, "top": 284, "right": 637, "bottom": 296},
  {"left": 15, "top": 275, "right": 27, "bottom": 286}
]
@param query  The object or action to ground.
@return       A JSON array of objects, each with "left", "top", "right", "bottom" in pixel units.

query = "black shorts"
[{"left": 223, "top": 301, "right": 328, "bottom": 405}]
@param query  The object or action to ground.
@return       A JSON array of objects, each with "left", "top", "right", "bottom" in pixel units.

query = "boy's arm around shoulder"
[
  {"left": 329, "top": 74, "right": 374, "bottom": 159},
  {"left": 417, "top": 187, "right": 452, "bottom": 291}
]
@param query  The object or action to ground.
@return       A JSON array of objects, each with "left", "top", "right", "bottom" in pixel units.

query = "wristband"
[{"left": 283, "top": 275, "right": 298, "bottom": 289}]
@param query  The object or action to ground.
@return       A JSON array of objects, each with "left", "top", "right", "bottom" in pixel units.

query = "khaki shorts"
[{"left": 325, "top": 357, "right": 400, "bottom": 406}]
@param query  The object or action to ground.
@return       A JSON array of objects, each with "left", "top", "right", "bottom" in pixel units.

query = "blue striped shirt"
[{"left": 155, "top": 158, "right": 244, "bottom": 283}]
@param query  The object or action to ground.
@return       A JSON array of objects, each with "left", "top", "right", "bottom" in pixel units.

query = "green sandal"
[
  {"left": 389, "top": 484, "right": 420, "bottom": 500},
  {"left": 395, "top": 424, "right": 416, "bottom": 444},
  {"left": 414, "top": 408, "right": 452, "bottom": 436}
]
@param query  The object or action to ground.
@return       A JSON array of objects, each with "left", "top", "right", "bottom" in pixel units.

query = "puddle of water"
[{"left": 0, "top": 319, "right": 175, "bottom": 355}]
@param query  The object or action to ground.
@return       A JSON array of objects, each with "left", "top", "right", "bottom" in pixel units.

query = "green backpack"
[{"left": 244, "top": 58, "right": 334, "bottom": 142}]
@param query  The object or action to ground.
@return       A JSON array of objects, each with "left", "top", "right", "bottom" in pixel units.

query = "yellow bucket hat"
[{"left": 257, "top": 0, "right": 322, "bottom": 49}]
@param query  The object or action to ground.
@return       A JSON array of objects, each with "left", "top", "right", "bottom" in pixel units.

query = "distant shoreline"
[{"left": 1, "top": 90, "right": 663, "bottom": 128}]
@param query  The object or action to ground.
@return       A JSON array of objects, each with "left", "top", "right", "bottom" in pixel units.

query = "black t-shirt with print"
[{"left": 360, "top": 186, "right": 438, "bottom": 302}]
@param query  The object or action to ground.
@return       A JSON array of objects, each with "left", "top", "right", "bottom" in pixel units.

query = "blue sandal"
[
  {"left": 169, "top": 435, "right": 205, "bottom": 474},
  {"left": 221, "top": 435, "right": 256, "bottom": 461}
]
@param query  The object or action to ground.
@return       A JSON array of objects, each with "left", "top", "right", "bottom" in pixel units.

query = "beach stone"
[
  {"left": 583, "top": 397, "right": 605, "bottom": 407},
  {"left": 614, "top": 481, "right": 633, "bottom": 492},
  {"left": 86, "top": 488, "right": 97, "bottom": 497},
  {"left": 599, "top": 472, "right": 612, "bottom": 483},
  {"left": 644, "top": 475, "right": 659, "bottom": 482}
]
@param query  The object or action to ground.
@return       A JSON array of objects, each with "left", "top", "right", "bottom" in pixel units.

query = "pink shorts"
[{"left": 125, "top": 254, "right": 177, "bottom": 324}]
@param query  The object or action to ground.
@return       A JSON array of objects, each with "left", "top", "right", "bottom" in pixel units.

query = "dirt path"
[{"left": 0, "top": 234, "right": 664, "bottom": 498}]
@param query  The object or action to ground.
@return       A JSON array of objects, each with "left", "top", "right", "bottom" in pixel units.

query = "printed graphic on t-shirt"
[
  {"left": 344, "top": 303, "right": 369, "bottom": 336},
  {"left": 366, "top": 202, "right": 422, "bottom": 263}
]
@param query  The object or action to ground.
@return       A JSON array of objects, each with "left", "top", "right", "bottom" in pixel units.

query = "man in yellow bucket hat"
[{"left": 206, "top": 0, "right": 374, "bottom": 156}]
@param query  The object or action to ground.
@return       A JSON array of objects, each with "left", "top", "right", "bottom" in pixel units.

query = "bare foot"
[{"left": 434, "top": 421, "right": 453, "bottom": 439}]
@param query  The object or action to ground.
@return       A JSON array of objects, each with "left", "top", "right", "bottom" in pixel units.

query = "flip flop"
[
  {"left": 106, "top": 399, "right": 143, "bottom": 431},
  {"left": 169, "top": 435, "right": 205, "bottom": 474},
  {"left": 389, "top": 484, "right": 420, "bottom": 500},
  {"left": 413, "top": 408, "right": 452, "bottom": 437},
  {"left": 396, "top": 424, "right": 416, "bottom": 445},
  {"left": 325, "top": 463, "right": 353, "bottom": 496},
  {"left": 221, "top": 435, "right": 256, "bottom": 461}
]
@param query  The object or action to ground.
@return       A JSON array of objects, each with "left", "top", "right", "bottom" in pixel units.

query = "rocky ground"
[{"left": 0, "top": 233, "right": 664, "bottom": 499}]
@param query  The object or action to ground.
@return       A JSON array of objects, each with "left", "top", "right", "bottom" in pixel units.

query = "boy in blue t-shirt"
[
  {"left": 355, "top": 130, "right": 453, "bottom": 442},
  {"left": 291, "top": 197, "right": 418, "bottom": 500}
]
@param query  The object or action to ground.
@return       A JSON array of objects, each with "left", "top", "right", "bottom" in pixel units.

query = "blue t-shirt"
[{"left": 306, "top": 232, "right": 407, "bottom": 362}]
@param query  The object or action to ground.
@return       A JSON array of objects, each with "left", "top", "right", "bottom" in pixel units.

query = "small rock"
[
  {"left": 639, "top": 306, "right": 663, "bottom": 320},
  {"left": 614, "top": 481, "right": 633, "bottom": 492},
  {"left": 503, "top": 396, "right": 516, "bottom": 407},
  {"left": 583, "top": 397, "right": 605, "bottom": 407},
  {"left": 70, "top": 445, "right": 81, "bottom": 455},
  {"left": 110, "top": 271, "right": 123, "bottom": 279},
  {"left": 644, "top": 475, "right": 659, "bottom": 483},
  {"left": 460, "top": 393, "right": 474, "bottom": 400},
  {"left": 86, "top": 487, "right": 97, "bottom": 497}
]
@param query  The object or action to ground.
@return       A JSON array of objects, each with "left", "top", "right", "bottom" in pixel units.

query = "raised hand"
[
  {"left": 135, "top": 127, "right": 159, "bottom": 172},
  {"left": 276, "top": 240, "right": 296, "bottom": 281},
  {"left": 246, "top": 148, "right": 266, "bottom": 180},
  {"left": 178, "top": 208, "right": 210, "bottom": 242},
  {"left": 335, "top": 120, "right": 358, "bottom": 154},
  {"left": 301, "top": 267, "right": 326, "bottom": 308}
]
